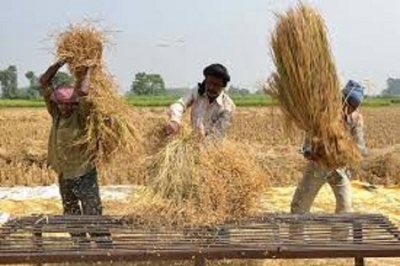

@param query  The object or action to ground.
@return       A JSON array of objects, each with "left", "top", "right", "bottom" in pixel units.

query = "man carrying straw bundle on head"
[
  {"left": 164, "top": 63, "right": 235, "bottom": 141},
  {"left": 291, "top": 80, "right": 368, "bottom": 241},
  {"left": 40, "top": 24, "right": 140, "bottom": 227},
  {"left": 39, "top": 61, "right": 112, "bottom": 246},
  {"left": 39, "top": 60, "right": 103, "bottom": 218}
]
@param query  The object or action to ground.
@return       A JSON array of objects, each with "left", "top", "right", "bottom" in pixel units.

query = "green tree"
[
  {"left": 24, "top": 71, "right": 40, "bottom": 99},
  {"left": 131, "top": 72, "right": 166, "bottom": 95},
  {"left": 228, "top": 85, "right": 250, "bottom": 95},
  {"left": 25, "top": 71, "right": 38, "bottom": 87},
  {"left": 0, "top": 65, "right": 18, "bottom": 99},
  {"left": 381, "top": 78, "right": 400, "bottom": 96}
]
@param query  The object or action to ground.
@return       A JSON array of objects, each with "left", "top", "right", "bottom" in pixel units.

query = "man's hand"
[
  {"left": 301, "top": 148, "right": 318, "bottom": 162},
  {"left": 304, "top": 151, "right": 318, "bottom": 162},
  {"left": 164, "top": 121, "right": 180, "bottom": 136},
  {"left": 56, "top": 59, "right": 66, "bottom": 68},
  {"left": 58, "top": 54, "right": 75, "bottom": 65}
]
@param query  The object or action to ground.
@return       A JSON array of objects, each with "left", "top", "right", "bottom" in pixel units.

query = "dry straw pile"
[
  {"left": 55, "top": 24, "right": 142, "bottom": 165},
  {"left": 127, "top": 128, "right": 268, "bottom": 226},
  {"left": 269, "top": 3, "right": 361, "bottom": 169},
  {"left": 145, "top": 127, "right": 201, "bottom": 202},
  {"left": 356, "top": 145, "right": 400, "bottom": 186}
]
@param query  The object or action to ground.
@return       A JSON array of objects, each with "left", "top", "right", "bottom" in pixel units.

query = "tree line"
[
  {"left": 381, "top": 78, "right": 400, "bottom": 96},
  {"left": 0, "top": 65, "right": 253, "bottom": 99},
  {"left": 0, "top": 66, "right": 170, "bottom": 99},
  {"left": 4, "top": 64, "right": 397, "bottom": 99},
  {"left": 128, "top": 72, "right": 251, "bottom": 96}
]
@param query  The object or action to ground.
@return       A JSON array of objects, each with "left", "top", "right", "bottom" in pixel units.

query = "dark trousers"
[
  {"left": 59, "top": 168, "right": 103, "bottom": 216},
  {"left": 59, "top": 168, "right": 111, "bottom": 245}
]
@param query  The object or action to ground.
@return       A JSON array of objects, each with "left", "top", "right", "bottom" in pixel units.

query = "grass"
[
  {"left": 126, "top": 95, "right": 181, "bottom": 107},
  {"left": 0, "top": 95, "right": 398, "bottom": 108},
  {"left": 0, "top": 99, "right": 46, "bottom": 108},
  {"left": 126, "top": 94, "right": 277, "bottom": 107}
]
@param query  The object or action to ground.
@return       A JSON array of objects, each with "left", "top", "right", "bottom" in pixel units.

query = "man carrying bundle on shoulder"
[
  {"left": 290, "top": 80, "right": 368, "bottom": 241},
  {"left": 164, "top": 63, "right": 235, "bottom": 141},
  {"left": 39, "top": 59, "right": 111, "bottom": 246}
]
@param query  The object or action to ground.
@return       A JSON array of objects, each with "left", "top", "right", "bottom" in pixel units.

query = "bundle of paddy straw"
[
  {"left": 144, "top": 127, "right": 201, "bottom": 202},
  {"left": 55, "top": 24, "right": 142, "bottom": 165},
  {"left": 128, "top": 128, "right": 267, "bottom": 226},
  {"left": 268, "top": 4, "right": 361, "bottom": 169}
]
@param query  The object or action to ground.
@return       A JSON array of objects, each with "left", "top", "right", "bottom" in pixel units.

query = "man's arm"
[
  {"left": 169, "top": 88, "right": 196, "bottom": 124},
  {"left": 38, "top": 60, "right": 65, "bottom": 116},
  {"left": 300, "top": 134, "right": 316, "bottom": 161},
  {"left": 76, "top": 67, "right": 94, "bottom": 118},
  {"left": 39, "top": 60, "right": 65, "bottom": 90},
  {"left": 76, "top": 67, "right": 91, "bottom": 96},
  {"left": 351, "top": 114, "right": 368, "bottom": 157},
  {"left": 165, "top": 88, "right": 196, "bottom": 135}
]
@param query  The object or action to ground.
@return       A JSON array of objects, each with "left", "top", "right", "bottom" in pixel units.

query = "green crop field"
[{"left": 0, "top": 95, "right": 398, "bottom": 108}]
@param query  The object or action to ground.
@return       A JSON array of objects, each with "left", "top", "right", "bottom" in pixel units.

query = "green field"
[
  {"left": 0, "top": 95, "right": 398, "bottom": 108},
  {"left": 127, "top": 95, "right": 277, "bottom": 107}
]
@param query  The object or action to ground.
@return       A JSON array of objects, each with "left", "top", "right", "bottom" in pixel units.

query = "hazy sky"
[{"left": 0, "top": 0, "right": 399, "bottom": 94}]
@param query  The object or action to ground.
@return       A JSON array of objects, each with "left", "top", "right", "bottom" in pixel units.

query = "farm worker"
[
  {"left": 164, "top": 63, "right": 235, "bottom": 140},
  {"left": 39, "top": 59, "right": 110, "bottom": 244},
  {"left": 290, "top": 80, "right": 368, "bottom": 240}
]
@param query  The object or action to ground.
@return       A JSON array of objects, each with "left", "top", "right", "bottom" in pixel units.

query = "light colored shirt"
[
  {"left": 169, "top": 86, "right": 235, "bottom": 139},
  {"left": 343, "top": 110, "right": 368, "bottom": 156}
]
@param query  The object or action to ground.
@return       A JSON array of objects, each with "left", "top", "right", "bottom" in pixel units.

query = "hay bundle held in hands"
[
  {"left": 269, "top": 4, "right": 361, "bottom": 169},
  {"left": 55, "top": 24, "right": 142, "bottom": 165},
  {"left": 130, "top": 129, "right": 268, "bottom": 226},
  {"left": 145, "top": 127, "right": 201, "bottom": 202}
]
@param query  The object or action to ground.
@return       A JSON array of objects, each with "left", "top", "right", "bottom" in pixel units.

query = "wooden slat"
[{"left": 0, "top": 213, "right": 399, "bottom": 265}]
